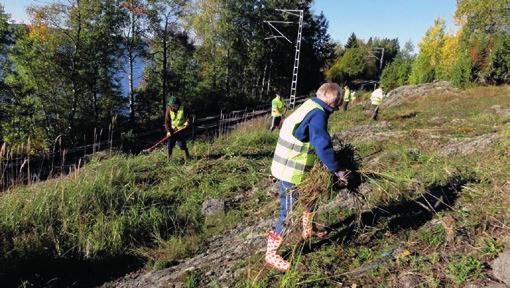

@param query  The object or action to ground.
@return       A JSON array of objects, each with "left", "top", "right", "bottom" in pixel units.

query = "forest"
[{"left": 0, "top": 0, "right": 508, "bottom": 152}]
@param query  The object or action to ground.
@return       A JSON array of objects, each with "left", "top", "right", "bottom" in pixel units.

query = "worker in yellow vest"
[
  {"left": 265, "top": 83, "right": 351, "bottom": 272},
  {"left": 370, "top": 85, "right": 384, "bottom": 121},
  {"left": 343, "top": 85, "right": 351, "bottom": 111},
  {"left": 270, "top": 94, "right": 286, "bottom": 131},
  {"left": 351, "top": 90, "right": 357, "bottom": 102},
  {"left": 164, "top": 97, "right": 190, "bottom": 160}
]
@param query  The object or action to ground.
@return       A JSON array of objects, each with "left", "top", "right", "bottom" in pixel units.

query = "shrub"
[
  {"left": 381, "top": 55, "right": 413, "bottom": 91},
  {"left": 449, "top": 49, "right": 473, "bottom": 87},
  {"left": 486, "top": 32, "right": 510, "bottom": 84},
  {"left": 409, "top": 56, "right": 435, "bottom": 84}
]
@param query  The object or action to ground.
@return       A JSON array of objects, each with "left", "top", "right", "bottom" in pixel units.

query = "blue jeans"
[{"left": 274, "top": 180, "right": 299, "bottom": 235}]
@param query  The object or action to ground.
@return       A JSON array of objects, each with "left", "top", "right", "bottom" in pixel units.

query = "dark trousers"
[
  {"left": 343, "top": 101, "right": 349, "bottom": 111},
  {"left": 372, "top": 106, "right": 380, "bottom": 121},
  {"left": 167, "top": 133, "right": 187, "bottom": 154},
  {"left": 270, "top": 116, "right": 282, "bottom": 131}
]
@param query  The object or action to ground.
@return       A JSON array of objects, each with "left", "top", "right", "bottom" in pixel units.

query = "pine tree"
[{"left": 345, "top": 32, "right": 358, "bottom": 48}]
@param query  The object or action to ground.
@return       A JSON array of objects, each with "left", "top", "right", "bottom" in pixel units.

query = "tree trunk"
[
  {"left": 69, "top": 0, "right": 82, "bottom": 142},
  {"left": 260, "top": 64, "right": 267, "bottom": 100},
  {"left": 266, "top": 68, "right": 272, "bottom": 97},
  {"left": 128, "top": 48, "right": 135, "bottom": 123},
  {"left": 162, "top": 21, "right": 169, "bottom": 113},
  {"left": 91, "top": 70, "right": 98, "bottom": 125},
  {"left": 128, "top": 7, "right": 136, "bottom": 125},
  {"left": 225, "top": 48, "right": 230, "bottom": 98}
]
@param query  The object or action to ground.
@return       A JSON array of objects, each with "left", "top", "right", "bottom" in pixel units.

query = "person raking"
[{"left": 164, "top": 97, "right": 191, "bottom": 160}]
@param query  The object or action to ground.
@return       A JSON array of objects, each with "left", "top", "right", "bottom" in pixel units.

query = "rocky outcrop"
[
  {"left": 112, "top": 219, "right": 273, "bottom": 288},
  {"left": 439, "top": 134, "right": 500, "bottom": 156},
  {"left": 333, "top": 121, "right": 394, "bottom": 140},
  {"left": 110, "top": 187, "right": 361, "bottom": 287},
  {"left": 490, "top": 105, "right": 510, "bottom": 117},
  {"left": 382, "top": 81, "right": 459, "bottom": 109},
  {"left": 465, "top": 281, "right": 508, "bottom": 288},
  {"left": 491, "top": 250, "right": 510, "bottom": 286}
]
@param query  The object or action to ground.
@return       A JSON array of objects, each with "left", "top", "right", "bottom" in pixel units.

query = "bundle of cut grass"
[
  {"left": 299, "top": 163, "right": 334, "bottom": 210},
  {"left": 299, "top": 140, "right": 362, "bottom": 209},
  {"left": 278, "top": 142, "right": 365, "bottom": 238}
]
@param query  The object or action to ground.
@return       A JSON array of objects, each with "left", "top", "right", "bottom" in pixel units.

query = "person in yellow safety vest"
[
  {"left": 265, "top": 83, "right": 351, "bottom": 272},
  {"left": 164, "top": 97, "right": 191, "bottom": 160},
  {"left": 343, "top": 85, "right": 351, "bottom": 111},
  {"left": 370, "top": 85, "right": 384, "bottom": 121},
  {"left": 270, "top": 94, "right": 286, "bottom": 131}
]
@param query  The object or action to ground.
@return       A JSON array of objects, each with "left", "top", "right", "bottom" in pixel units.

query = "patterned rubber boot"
[
  {"left": 265, "top": 230, "right": 290, "bottom": 272},
  {"left": 302, "top": 211, "right": 328, "bottom": 240}
]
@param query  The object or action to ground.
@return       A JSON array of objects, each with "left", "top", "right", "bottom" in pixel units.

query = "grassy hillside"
[
  {"left": 240, "top": 86, "right": 510, "bottom": 287},
  {"left": 0, "top": 119, "right": 277, "bottom": 286},
  {"left": 1, "top": 86, "right": 509, "bottom": 287}
]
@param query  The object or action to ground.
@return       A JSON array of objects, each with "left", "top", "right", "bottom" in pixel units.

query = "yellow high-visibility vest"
[
  {"left": 169, "top": 105, "right": 188, "bottom": 130},
  {"left": 343, "top": 88, "right": 351, "bottom": 102},
  {"left": 271, "top": 99, "right": 324, "bottom": 185},
  {"left": 371, "top": 88, "right": 384, "bottom": 106},
  {"left": 272, "top": 98, "right": 285, "bottom": 117}
]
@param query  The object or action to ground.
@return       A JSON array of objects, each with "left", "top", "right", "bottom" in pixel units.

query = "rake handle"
[{"left": 143, "top": 128, "right": 186, "bottom": 153}]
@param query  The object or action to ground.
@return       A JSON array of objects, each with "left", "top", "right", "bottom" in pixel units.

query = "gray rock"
[
  {"left": 465, "top": 280, "right": 508, "bottom": 288},
  {"left": 491, "top": 105, "right": 510, "bottom": 117},
  {"left": 439, "top": 134, "right": 500, "bottom": 156},
  {"left": 106, "top": 169, "right": 376, "bottom": 288},
  {"left": 201, "top": 198, "right": 225, "bottom": 216},
  {"left": 382, "top": 81, "right": 459, "bottom": 109},
  {"left": 428, "top": 116, "right": 446, "bottom": 125},
  {"left": 333, "top": 121, "right": 392, "bottom": 140},
  {"left": 397, "top": 274, "right": 425, "bottom": 288},
  {"left": 110, "top": 218, "right": 274, "bottom": 288},
  {"left": 492, "top": 250, "right": 510, "bottom": 285}
]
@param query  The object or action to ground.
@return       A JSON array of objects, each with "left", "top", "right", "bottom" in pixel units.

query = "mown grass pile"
[{"left": 0, "top": 118, "right": 276, "bottom": 278}]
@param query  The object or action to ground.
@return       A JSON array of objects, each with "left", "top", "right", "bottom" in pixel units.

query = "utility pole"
[
  {"left": 373, "top": 47, "right": 385, "bottom": 71},
  {"left": 264, "top": 9, "right": 304, "bottom": 109}
]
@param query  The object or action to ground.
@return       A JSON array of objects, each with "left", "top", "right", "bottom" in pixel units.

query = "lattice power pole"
[
  {"left": 373, "top": 47, "right": 385, "bottom": 71},
  {"left": 264, "top": 9, "right": 304, "bottom": 109}
]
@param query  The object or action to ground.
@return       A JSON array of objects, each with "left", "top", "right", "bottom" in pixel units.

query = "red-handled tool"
[{"left": 142, "top": 128, "right": 185, "bottom": 153}]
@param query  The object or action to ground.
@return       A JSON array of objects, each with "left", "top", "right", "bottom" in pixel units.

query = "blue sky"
[
  {"left": 311, "top": 0, "right": 457, "bottom": 46},
  {"left": 3, "top": 0, "right": 458, "bottom": 47}
]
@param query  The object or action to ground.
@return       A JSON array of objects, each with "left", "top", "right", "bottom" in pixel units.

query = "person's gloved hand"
[{"left": 333, "top": 169, "right": 351, "bottom": 188}]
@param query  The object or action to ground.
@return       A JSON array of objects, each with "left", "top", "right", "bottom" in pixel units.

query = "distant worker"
[
  {"left": 370, "top": 85, "right": 384, "bottom": 121},
  {"left": 270, "top": 94, "right": 286, "bottom": 131},
  {"left": 343, "top": 85, "right": 351, "bottom": 111},
  {"left": 164, "top": 97, "right": 191, "bottom": 160},
  {"left": 351, "top": 90, "right": 357, "bottom": 103},
  {"left": 265, "top": 83, "right": 351, "bottom": 272}
]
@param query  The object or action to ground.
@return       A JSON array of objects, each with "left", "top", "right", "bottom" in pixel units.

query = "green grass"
[
  {"left": 0, "top": 118, "right": 276, "bottom": 275},
  {"left": 2, "top": 86, "right": 510, "bottom": 287},
  {"left": 416, "top": 224, "right": 447, "bottom": 247},
  {"left": 447, "top": 255, "right": 484, "bottom": 285},
  {"left": 242, "top": 86, "right": 510, "bottom": 287}
]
